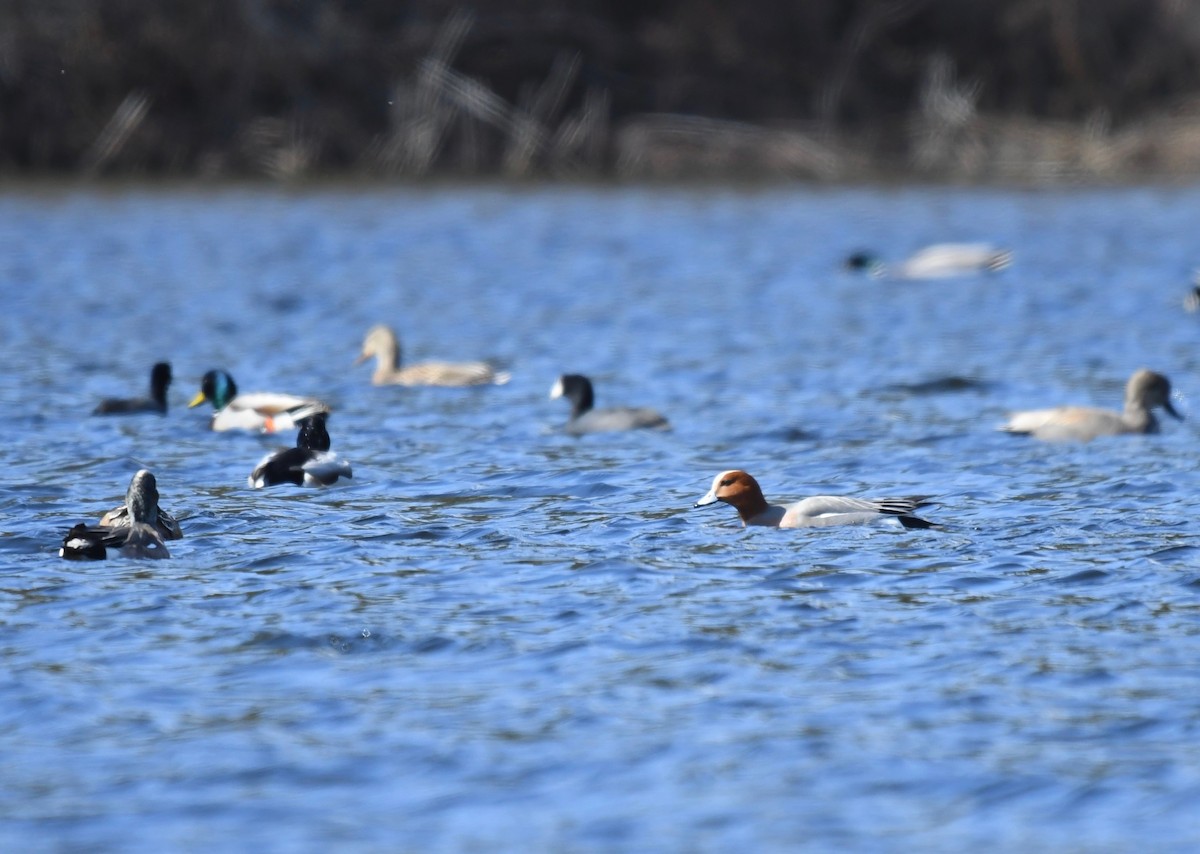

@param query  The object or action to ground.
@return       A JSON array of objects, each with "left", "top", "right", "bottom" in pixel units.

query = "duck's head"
[
  {"left": 1128, "top": 369, "right": 1182, "bottom": 420},
  {"left": 355, "top": 325, "right": 400, "bottom": 368},
  {"left": 844, "top": 251, "right": 886, "bottom": 277},
  {"left": 125, "top": 470, "right": 161, "bottom": 526},
  {"left": 695, "top": 470, "right": 762, "bottom": 509},
  {"left": 150, "top": 362, "right": 172, "bottom": 392},
  {"left": 188, "top": 369, "right": 238, "bottom": 410},
  {"left": 549, "top": 373, "right": 594, "bottom": 418},
  {"left": 296, "top": 412, "right": 332, "bottom": 451}
]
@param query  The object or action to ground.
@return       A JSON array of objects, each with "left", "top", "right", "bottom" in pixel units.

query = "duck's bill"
[
  {"left": 1166, "top": 399, "right": 1184, "bottom": 420},
  {"left": 187, "top": 391, "right": 207, "bottom": 408},
  {"left": 548, "top": 378, "right": 563, "bottom": 400},
  {"left": 693, "top": 490, "right": 719, "bottom": 509},
  {"left": 353, "top": 352, "right": 370, "bottom": 366}
]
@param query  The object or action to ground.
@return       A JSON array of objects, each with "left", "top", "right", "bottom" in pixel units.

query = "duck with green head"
[{"left": 188, "top": 369, "right": 330, "bottom": 433}]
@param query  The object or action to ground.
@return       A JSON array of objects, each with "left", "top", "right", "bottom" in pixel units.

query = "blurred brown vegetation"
[{"left": 5, "top": 0, "right": 1200, "bottom": 180}]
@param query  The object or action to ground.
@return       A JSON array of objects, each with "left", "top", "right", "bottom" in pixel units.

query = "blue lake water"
[{"left": 3, "top": 183, "right": 1200, "bottom": 851}]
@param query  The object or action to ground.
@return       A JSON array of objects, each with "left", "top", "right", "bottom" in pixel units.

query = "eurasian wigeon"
[
  {"left": 694, "top": 470, "right": 937, "bottom": 529},
  {"left": 188, "top": 369, "right": 330, "bottom": 434},
  {"left": 1001, "top": 369, "right": 1182, "bottom": 442},
  {"left": 355, "top": 324, "right": 510, "bottom": 387},
  {"left": 249, "top": 411, "right": 353, "bottom": 488},
  {"left": 845, "top": 243, "right": 1012, "bottom": 279},
  {"left": 549, "top": 374, "right": 670, "bottom": 435},
  {"left": 93, "top": 362, "right": 172, "bottom": 415}
]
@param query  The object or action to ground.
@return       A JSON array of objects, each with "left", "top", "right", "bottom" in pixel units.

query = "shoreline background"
[{"left": 7, "top": 1, "right": 1200, "bottom": 182}]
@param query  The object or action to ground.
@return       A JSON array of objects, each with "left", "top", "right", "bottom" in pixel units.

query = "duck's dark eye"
[{"left": 720, "top": 478, "right": 733, "bottom": 487}]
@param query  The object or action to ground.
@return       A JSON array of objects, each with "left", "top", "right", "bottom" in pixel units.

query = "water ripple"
[{"left": 1, "top": 185, "right": 1200, "bottom": 851}]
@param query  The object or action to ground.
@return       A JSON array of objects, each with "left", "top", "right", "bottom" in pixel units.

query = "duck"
[
  {"left": 93, "top": 362, "right": 173, "bottom": 415},
  {"left": 694, "top": 470, "right": 937, "bottom": 529},
  {"left": 59, "top": 469, "right": 173, "bottom": 559},
  {"left": 188, "top": 369, "right": 330, "bottom": 433},
  {"left": 1184, "top": 280, "right": 1200, "bottom": 314},
  {"left": 249, "top": 411, "right": 353, "bottom": 488},
  {"left": 549, "top": 374, "right": 670, "bottom": 435},
  {"left": 59, "top": 523, "right": 110, "bottom": 560},
  {"left": 98, "top": 468, "right": 183, "bottom": 541},
  {"left": 1001, "top": 369, "right": 1182, "bottom": 442},
  {"left": 355, "top": 324, "right": 511, "bottom": 387},
  {"left": 845, "top": 243, "right": 1012, "bottom": 279}
]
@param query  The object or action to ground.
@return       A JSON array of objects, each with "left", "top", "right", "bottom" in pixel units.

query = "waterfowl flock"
[{"left": 62, "top": 257, "right": 1189, "bottom": 560}]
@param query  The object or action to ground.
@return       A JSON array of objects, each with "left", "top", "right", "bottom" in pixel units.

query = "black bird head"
[{"left": 296, "top": 412, "right": 332, "bottom": 451}]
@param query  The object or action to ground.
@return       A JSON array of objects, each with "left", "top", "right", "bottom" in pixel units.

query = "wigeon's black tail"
[{"left": 878, "top": 495, "right": 939, "bottom": 529}]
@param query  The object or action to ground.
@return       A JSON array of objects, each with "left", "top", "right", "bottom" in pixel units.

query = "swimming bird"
[
  {"left": 845, "top": 243, "right": 1012, "bottom": 279},
  {"left": 549, "top": 374, "right": 670, "bottom": 435},
  {"left": 249, "top": 411, "right": 353, "bottom": 488},
  {"left": 355, "top": 324, "right": 511, "bottom": 387},
  {"left": 59, "top": 523, "right": 109, "bottom": 560},
  {"left": 59, "top": 469, "right": 173, "bottom": 559},
  {"left": 98, "top": 468, "right": 183, "bottom": 541},
  {"left": 1001, "top": 369, "right": 1182, "bottom": 442},
  {"left": 188, "top": 369, "right": 330, "bottom": 433},
  {"left": 694, "top": 470, "right": 937, "bottom": 529},
  {"left": 93, "top": 362, "right": 173, "bottom": 415},
  {"left": 1184, "top": 282, "right": 1200, "bottom": 314}
]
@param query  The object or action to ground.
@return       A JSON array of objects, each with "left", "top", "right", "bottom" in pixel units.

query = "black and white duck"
[
  {"left": 549, "top": 373, "right": 670, "bottom": 435},
  {"left": 249, "top": 412, "right": 353, "bottom": 488}
]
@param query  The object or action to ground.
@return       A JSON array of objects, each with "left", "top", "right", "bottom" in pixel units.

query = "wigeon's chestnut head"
[
  {"left": 695, "top": 470, "right": 937, "bottom": 530},
  {"left": 694, "top": 470, "right": 770, "bottom": 521}
]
